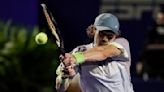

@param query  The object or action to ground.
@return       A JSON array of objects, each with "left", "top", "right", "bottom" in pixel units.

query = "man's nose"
[
  {"left": 103, "top": 36, "right": 108, "bottom": 40},
  {"left": 102, "top": 36, "right": 108, "bottom": 42}
]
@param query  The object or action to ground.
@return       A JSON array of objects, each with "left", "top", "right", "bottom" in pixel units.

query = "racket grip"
[{"left": 60, "top": 47, "right": 65, "bottom": 56}]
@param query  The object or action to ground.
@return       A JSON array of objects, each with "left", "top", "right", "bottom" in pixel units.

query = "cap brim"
[
  {"left": 95, "top": 26, "right": 112, "bottom": 31},
  {"left": 95, "top": 25, "right": 120, "bottom": 35}
]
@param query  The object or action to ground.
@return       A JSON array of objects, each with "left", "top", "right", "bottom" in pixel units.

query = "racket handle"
[{"left": 60, "top": 48, "right": 65, "bottom": 56}]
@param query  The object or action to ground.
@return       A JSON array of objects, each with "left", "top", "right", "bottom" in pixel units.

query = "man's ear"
[{"left": 86, "top": 25, "right": 96, "bottom": 39}]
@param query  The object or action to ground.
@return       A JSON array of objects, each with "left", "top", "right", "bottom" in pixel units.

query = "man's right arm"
[{"left": 55, "top": 45, "right": 86, "bottom": 90}]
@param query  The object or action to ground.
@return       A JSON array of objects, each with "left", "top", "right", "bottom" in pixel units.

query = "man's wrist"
[{"left": 72, "top": 52, "right": 85, "bottom": 64}]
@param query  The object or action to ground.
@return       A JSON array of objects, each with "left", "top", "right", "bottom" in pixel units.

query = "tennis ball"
[{"left": 35, "top": 32, "right": 48, "bottom": 45}]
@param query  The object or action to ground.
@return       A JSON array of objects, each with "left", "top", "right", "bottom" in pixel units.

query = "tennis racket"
[{"left": 41, "top": 3, "right": 67, "bottom": 92}]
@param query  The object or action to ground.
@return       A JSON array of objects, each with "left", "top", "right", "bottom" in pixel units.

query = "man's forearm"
[
  {"left": 63, "top": 45, "right": 121, "bottom": 66},
  {"left": 81, "top": 45, "right": 121, "bottom": 62},
  {"left": 83, "top": 51, "right": 107, "bottom": 61}
]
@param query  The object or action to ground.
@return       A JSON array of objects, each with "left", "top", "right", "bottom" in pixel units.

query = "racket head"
[{"left": 41, "top": 3, "right": 65, "bottom": 55}]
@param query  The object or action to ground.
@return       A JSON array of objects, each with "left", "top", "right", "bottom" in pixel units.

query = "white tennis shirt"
[{"left": 71, "top": 38, "right": 134, "bottom": 92}]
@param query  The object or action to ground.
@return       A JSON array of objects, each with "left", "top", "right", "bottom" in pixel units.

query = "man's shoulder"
[
  {"left": 114, "top": 37, "right": 130, "bottom": 48},
  {"left": 72, "top": 43, "right": 93, "bottom": 53},
  {"left": 115, "top": 37, "right": 131, "bottom": 59},
  {"left": 115, "top": 37, "right": 129, "bottom": 44}
]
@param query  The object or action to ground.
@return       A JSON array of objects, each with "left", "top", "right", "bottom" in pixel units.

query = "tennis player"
[{"left": 56, "top": 13, "right": 134, "bottom": 92}]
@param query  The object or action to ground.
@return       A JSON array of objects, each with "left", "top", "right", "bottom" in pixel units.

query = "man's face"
[{"left": 96, "top": 31, "right": 116, "bottom": 46}]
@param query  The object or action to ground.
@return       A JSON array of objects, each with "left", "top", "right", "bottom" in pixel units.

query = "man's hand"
[
  {"left": 57, "top": 53, "right": 77, "bottom": 79},
  {"left": 55, "top": 53, "right": 77, "bottom": 91},
  {"left": 62, "top": 66, "right": 76, "bottom": 78},
  {"left": 63, "top": 53, "right": 76, "bottom": 67}
]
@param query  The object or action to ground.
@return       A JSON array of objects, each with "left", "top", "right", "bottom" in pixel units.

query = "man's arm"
[
  {"left": 63, "top": 44, "right": 122, "bottom": 66},
  {"left": 83, "top": 45, "right": 121, "bottom": 62},
  {"left": 55, "top": 45, "right": 84, "bottom": 90}
]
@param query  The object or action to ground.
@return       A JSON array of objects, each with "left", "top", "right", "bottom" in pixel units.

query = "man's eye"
[{"left": 107, "top": 36, "right": 113, "bottom": 39}]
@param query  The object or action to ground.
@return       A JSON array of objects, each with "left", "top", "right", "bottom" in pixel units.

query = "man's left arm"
[
  {"left": 63, "top": 44, "right": 122, "bottom": 66},
  {"left": 83, "top": 45, "right": 121, "bottom": 62}
]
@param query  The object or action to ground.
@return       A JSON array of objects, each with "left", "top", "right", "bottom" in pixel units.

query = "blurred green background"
[{"left": 0, "top": 20, "right": 59, "bottom": 92}]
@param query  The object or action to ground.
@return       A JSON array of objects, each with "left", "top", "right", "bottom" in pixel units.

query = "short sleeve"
[{"left": 110, "top": 42, "right": 129, "bottom": 58}]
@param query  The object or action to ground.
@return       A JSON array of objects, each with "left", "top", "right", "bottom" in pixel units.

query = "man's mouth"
[{"left": 99, "top": 41, "right": 109, "bottom": 45}]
